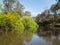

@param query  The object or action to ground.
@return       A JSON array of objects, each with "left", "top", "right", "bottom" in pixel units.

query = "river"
[{"left": 24, "top": 34, "right": 60, "bottom": 45}]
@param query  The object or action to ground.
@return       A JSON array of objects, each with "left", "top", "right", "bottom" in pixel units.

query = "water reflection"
[
  {"left": 24, "top": 34, "right": 47, "bottom": 45},
  {"left": 23, "top": 25, "right": 60, "bottom": 45},
  {"left": 24, "top": 33, "right": 60, "bottom": 45},
  {"left": 52, "top": 36, "right": 60, "bottom": 45}
]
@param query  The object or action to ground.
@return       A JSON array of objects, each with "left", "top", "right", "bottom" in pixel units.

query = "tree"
[
  {"left": 50, "top": 0, "right": 60, "bottom": 14},
  {"left": 50, "top": 4, "right": 57, "bottom": 14},
  {"left": 50, "top": 0, "right": 60, "bottom": 20},
  {"left": 56, "top": 0, "right": 60, "bottom": 11},
  {"left": 36, "top": 13, "right": 43, "bottom": 23},
  {"left": 24, "top": 11, "right": 31, "bottom": 16},
  {"left": 3, "top": 0, "right": 25, "bottom": 16},
  {"left": 14, "top": 1, "right": 24, "bottom": 17},
  {"left": 3, "top": 0, "right": 16, "bottom": 13},
  {"left": 36, "top": 9, "right": 50, "bottom": 23}
]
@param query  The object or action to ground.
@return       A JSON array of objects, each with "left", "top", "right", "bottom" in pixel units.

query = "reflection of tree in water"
[
  {"left": 37, "top": 33, "right": 60, "bottom": 45},
  {"left": 43, "top": 36, "right": 60, "bottom": 45},
  {"left": 52, "top": 36, "right": 60, "bottom": 45},
  {"left": 37, "top": 24, "right": 60, "bottom": 37},
  {"left": 0, "top": 33, "right": 24, "bottom": 45},
  {"left": 24, "top": 33, "right": 33, "bottom": 42},
  {"left": 37, "top": 27, "right": 52, "bottom": 37},
  {"left": 43, "top": 36, "right": 51, "bottom": 42},
  {"left": 44, "top": 36, "right": 52, "bottom": 45}
]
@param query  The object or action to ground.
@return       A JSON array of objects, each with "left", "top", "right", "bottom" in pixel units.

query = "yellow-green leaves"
[
  {"left": 0, "top": 12, "right": 24, "bottom": 34},
  {"left": 21, "top": 16, "right": 38, "bottom": 33},
  {"left": 0, "top": 12, "right": 38, "bottom": 35}
]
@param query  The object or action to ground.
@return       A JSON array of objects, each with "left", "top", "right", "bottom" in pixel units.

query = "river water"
[{"left": 24, "top": 34, "right": 60, "bottom": 45}]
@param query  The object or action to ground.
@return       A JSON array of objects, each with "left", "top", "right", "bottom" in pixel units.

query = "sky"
[
  {"left": 0, "top": 0, "right": 56, "bottom": 17},
  {"left": 20, "top": 0, "right": 56, "bottom": 17}
]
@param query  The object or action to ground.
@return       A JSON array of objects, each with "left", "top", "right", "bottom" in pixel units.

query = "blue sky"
[
  {"left": 20, "top": 0, "right": 56, "bottom": 16},
  {"left": 0, "top": 0, "right": 56, "bottom": 16}
]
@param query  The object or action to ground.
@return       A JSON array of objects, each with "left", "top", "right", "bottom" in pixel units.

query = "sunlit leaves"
[
  {"left": 0, "top": 11, "right": 24, "bottom": 34},
  {"left": 21, "top": 16, "right": 38, "bottom": 34}
]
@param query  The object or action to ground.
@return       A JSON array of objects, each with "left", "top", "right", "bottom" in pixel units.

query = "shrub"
[
  {"left": 0, "top": 11, "right": 24, "bottom": 34},
  {"left": 0, "top": 11, "right": 24, "bottom": 45},
  {"left": 21, "top": 16, "right": 38, "bottom": 34}
]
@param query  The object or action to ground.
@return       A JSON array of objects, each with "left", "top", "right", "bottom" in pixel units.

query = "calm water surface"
[{"left": 24, "top": 34, "right": 60, "bottom": 45}]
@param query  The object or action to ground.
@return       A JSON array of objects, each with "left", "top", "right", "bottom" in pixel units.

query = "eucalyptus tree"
[
  {"left": 50, "top": 0, "right": 60, "bottom": 14},
  {"left": 50, "top": 0, "right": 60, "bottom": 21},
  {"left": 14, "top": 1, "right": 24, "bottom": 17},
  {"left": 3, "top": 0, "right": 16, "bottom": 13}
]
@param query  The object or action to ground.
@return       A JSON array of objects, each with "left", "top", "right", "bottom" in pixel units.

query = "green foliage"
[
  {"left": 0, "top": 11, "right": 24, "bottom": 45},
  {"left": 21, "top": 16, "right": 38, "bottom": 34},
  {"left": 0, "top": 11, "right": 24, "bottom": 34}
]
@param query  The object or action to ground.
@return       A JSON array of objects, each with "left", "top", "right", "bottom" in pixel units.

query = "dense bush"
[
  {"left": 0, "top": 11, "right": 24, "bottom": 45},
  {"left": 21, "top": 16, "right": 38, "bottom": 34},
  {"left": 0, "top": 11, "right": 24, "bottom": 34}
]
